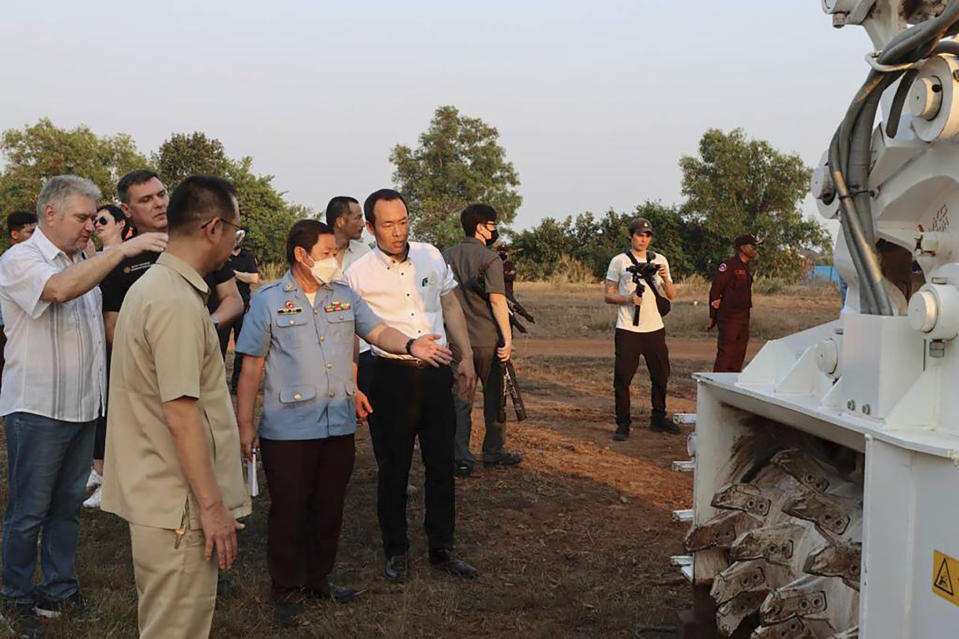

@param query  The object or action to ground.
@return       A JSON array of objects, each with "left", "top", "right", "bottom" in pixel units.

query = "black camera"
[
  {"left": 626, "top": 262, "right": 660, "bottom": 326},
  {"left": 626, "top": 262, "right": 660, "bottom": 279}
]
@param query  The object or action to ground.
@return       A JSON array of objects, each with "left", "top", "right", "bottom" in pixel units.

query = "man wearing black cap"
[
  {"left": 707, "top": 234, "right": 761, "bottom": 372},
  {"left": 604, "top": 218, "right": 677, "bottom": 440}
]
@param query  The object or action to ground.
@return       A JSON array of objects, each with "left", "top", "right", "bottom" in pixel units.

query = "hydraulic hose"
[{"left": 828, "top": 0, "right": 959, "bottom": 314}]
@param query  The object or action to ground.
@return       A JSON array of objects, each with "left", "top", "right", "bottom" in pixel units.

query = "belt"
[{"left": 375, "top": 357, "right": 428, "bottom": 369}]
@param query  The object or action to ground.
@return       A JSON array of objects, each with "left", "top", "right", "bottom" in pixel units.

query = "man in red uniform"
[{"left": 708, "top": 234, "right": 761, "bottom": 373}]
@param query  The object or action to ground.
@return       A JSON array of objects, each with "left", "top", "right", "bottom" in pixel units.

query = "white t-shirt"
[
  {"left": 605, "top": 251, "right": 671, "bottom": 333},
  {"left": 344, "top": 242, "right": 457, "bottom": 359}
]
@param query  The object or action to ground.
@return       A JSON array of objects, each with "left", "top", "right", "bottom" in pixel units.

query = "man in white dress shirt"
[
  {"left": 0, "top": 176, "right": 165, "bottom": 628},
  {"left": 344, "top": 188, "right": 478, "bottom": 584}
]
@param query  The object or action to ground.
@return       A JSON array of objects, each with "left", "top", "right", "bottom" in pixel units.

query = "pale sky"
[{"left": 0, "top": 1, "right": 873, "bottom": 231}]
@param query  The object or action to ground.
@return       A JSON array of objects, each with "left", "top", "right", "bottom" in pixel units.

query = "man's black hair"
[
  {"left": 167, "top": 175, "right": 237, "bottom": 235},
  {"left": 6, "top": 211, "right": 37, "bottom": 236},
  {"left": 286, "top": 219, "right": 333, "bottom": 265},
  {"left": 324, "top": 196, "right": 359, "bottom": 227},
  {"left": 460, "top": 203, "right": 498, "bottom": 237},
  {"left": 363, "top": 189, "right": 407, "bottom": 225},
  {"left": 96, "top": 204, "right": 126, "bottom": 224},
  {"left": 117, "top": 169, "right": 161, "bottom": 204}
]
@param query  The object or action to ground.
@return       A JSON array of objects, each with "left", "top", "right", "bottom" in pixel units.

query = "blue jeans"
[{"left": 1, "top": 412, "right": 95, "bottom": 603}]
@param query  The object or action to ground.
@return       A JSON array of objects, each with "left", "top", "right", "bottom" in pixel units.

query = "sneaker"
[
  {"left": 612, "top": 424, "right": 630, "bottom": 441},
  {"left": 85, "top": 470, "right": 102, "bottom": 491},
  {"left": 82, "top": 486, "right": 102, "bottom": 509},
  {"left": 0, "top": 598, "right": 41, "bottom": 638},
  {"left": 34, "top": 591, "right": 98, "bottom": 620}
]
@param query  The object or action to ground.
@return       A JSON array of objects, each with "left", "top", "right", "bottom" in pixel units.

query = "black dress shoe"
[
  {"left": 454, "top": 461, "right": 473, "bottom": 478},
  {"left": 482, "top": 451, "right": 524, "bottom": 467},
  {"left": 612, "top": 424, "right": 629, "bottom": 441},
  {"left": 311, "top": 581, "right": 357, "bottom": 604},
  {"left": 384, "top": 555, "right": 409, "bottom": 583},
  {"left": 429, "top": 549, "right": 479, "bottom": 580},
  {"left": 273, "top": 601, "right": 300, "bottom": 628}
]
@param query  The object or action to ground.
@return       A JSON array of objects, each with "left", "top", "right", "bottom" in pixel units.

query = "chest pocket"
[
  {"left": 324, "top": 309, "right": 355, "bottom": 339},
  {"left": 731, "top": 270, "right": 749, "bottom": 289},
  {"left": 422, "top": 271, "right": 441, "bottom": 312},
  {"left": 274, "top": 313, "right": 314, "bottom": 346}
]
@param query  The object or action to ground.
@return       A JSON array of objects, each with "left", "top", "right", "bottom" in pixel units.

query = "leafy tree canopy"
[{"left": 390, "top": 106, "right": 521, "bottom": 249}]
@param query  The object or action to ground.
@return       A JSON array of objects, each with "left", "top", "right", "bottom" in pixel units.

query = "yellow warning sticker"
[{"left": 933, "top": 551, "right": 959, "bottom": 606}]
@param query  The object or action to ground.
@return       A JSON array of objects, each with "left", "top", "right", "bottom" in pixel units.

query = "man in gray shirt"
[{"left": 443, "top": 204, "right": 523, "bottom": 477}]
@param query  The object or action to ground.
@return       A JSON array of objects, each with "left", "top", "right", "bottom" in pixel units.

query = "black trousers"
[
  {"left": 357, "top": 350, "right": 375, "bottom": 397},
  {"left": 227, "top": 314, "right": 246, "bottom": 389},
  {"left": 613, "top": 328, "right": 670, "bottom": 427},
  {"left": 368, "top": 358, "right": 455, "bottom": 558},
  {"left": 260, "top": 434, "right": 355, "bottom": 602}
]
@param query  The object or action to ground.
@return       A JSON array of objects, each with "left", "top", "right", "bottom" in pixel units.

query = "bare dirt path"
[{"left": 515, "top": 336, "right": 764, "bottom": 361}]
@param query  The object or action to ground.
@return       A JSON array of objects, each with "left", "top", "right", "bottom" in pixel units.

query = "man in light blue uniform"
[{"left": 234, "top": 219, "right": 452, "bottom": 628}]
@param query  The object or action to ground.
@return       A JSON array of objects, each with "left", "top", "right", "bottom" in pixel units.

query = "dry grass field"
[{"left": 0, "top": 280, "right": 841, "bottom": 638}]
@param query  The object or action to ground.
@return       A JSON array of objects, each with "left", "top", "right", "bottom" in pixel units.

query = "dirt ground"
[{"left": 4, "top": 283, "right": 840, "bottom": 638}]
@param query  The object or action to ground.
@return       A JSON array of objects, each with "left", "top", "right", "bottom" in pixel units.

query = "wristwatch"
[
  {"left": 211, "top": 316, "right": 220, "bottom": 327},
  {"left": 405, "top": 338, "right": 416, "bottom": 356}
]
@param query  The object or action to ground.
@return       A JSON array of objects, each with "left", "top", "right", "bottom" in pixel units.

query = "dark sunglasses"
[{"left": 94, "top": 216, "right": 110, "bottom": 227}]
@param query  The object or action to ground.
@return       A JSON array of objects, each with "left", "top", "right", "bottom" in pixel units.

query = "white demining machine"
[{"left": 676, "top": 1, "right": 959, "bottom": 637}]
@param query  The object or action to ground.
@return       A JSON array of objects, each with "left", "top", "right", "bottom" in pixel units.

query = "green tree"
[
  {"left": 679, "top": 128, "right": 829, "bottom": 280},
  {"left": 390, "top": 106, "right": 522, "bottom": 248},
  {"left": 0, "top": 118, "right": 150, "bottom": 227},
  {"left": 510, "top": 202, "right": 690, "bottom": 281},
  {"left": 154, "top": 132, "right": 306, "bottom": 265},
  {"left": 152, "top": 132, "right": 231, "bottom": 186}
]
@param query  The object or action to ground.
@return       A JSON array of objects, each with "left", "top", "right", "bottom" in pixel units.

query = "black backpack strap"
[{"left": 624, "top": 250, "right": 640, "bottom": 266}]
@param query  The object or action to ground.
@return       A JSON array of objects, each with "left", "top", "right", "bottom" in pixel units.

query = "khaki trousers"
[{"left": 129, "top": 523, "right": 218, "bottom": 638}]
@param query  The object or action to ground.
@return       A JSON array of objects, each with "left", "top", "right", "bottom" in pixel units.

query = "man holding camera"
[{"left": 604, "top": 218, "right": 677, "bottom": 440}]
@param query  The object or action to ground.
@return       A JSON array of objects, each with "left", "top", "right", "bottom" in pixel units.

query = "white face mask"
[{"left": 308, "top": 256, "right": 339, "bottom": 285}]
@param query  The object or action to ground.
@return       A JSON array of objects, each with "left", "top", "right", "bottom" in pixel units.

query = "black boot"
[
  {"left": 612, "top": 424, "right": 630, "bottom": 441},
  {"left": 650, "top": 412, "right": 680, "bottom": 434}
]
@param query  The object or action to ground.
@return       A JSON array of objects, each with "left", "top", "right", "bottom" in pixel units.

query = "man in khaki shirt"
[{"left": 102, "top": 175, "right": 251, "bottom": 638}]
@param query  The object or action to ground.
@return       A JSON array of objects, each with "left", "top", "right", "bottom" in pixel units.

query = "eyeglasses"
[
  {"left": 94, "top": 216, "right": 110, "bottom": 227},
  {"left": 201, "top": 216, "right": 247, "bottom": 248}
]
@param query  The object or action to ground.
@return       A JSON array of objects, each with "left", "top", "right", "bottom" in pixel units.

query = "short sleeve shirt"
[
  {"left": 101, "top": 253, "right": 251, "bottom": 530},
  {"left": 228, "top": 249, "right": 258, "bottom": 305},
  {"left": 344, "top": 242, "right": 456, "bottom": 359},
  {"left": 605, "top": 251, "right": 671, "bottom": 333},
  {"left": 443, "top": 238, "right": 505, "bottom": 349},
  {"left": 235, "top": 271, "right": 381, "bottom": 441},
  {"left": 204, "top": 262, "right": 237, "bottom": 315}
]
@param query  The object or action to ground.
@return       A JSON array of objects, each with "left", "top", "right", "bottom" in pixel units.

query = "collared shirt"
[
  {"left": 709, "top": 255, "right": 753, "bottom": 321},
  {"left": 605, "top": 250, "right": 671, "bottom": 333},
  {"left": 344, "top": 242, "right": 457, "bottom": 359},
  {"left": 337, "top": 238, "right": 371, "bottom": 353},
  {"left": 101, "top": 253, "right": 251, "bottom": 530},
  {"left": 0, "top": 228, "right": 106, "bottom": 422},
  {"left": 236, "top": 270, "right": 381, "bottom": 441},
  {"left": 443, "top": 238, "right": 506, "bottom": 349}
]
